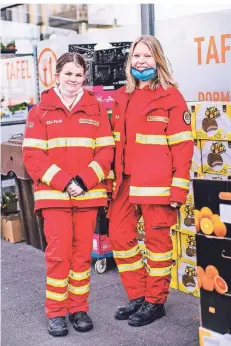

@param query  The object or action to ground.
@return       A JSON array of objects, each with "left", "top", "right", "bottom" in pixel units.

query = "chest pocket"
[{"left": 143, "top": 111, "right": 169, "bottom": 135}]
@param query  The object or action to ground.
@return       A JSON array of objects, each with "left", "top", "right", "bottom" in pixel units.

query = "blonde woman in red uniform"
[
  {"left": 108, "top": 35, "right": 194, "bottom": 327},
  {"left": 23, "top": 53, "right": 114, "bottom": 336}
]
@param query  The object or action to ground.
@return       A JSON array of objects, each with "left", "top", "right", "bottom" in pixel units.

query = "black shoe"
[
  {"left": 48, "top": 316, "right": 68, "bottom": 337},
  {"left": 115, "top": 297, "right": 145, "bottom": 320},
  {"left": 69, "top": 312, "right": 93, "bottom": 332},
  {"left": 128, "top": 302, "right": 165, "bottom": 327}
]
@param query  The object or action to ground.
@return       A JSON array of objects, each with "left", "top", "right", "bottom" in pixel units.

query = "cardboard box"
[
  {"left": 196, "top": 102, "right": 231, "bottom": 140},
  {"left": 199, "top": 327, "right": 231, "bottom": 346},
  {"left": 196, "top": 234, "right": 231, "bottom": 335},
  {"left": 179, "top": 229, "right": 196, "bottom": 264},
  {"left": 170, "top": 260, "right": 178, "bottom": 290},
  {"left": 1, "top": 213, "right": 23, "bottom": 243},
  {"left": 186, "top": 101, "right": 197, "bottom": 139},
  {"left": 194, "top": 179, "right": 231, "bottom": 335},
  {"left": 201, "top": 140, "right": 231, "bottom": 176},
  {"left": 178, "top": 259, "right": 200, "bottom": 297},
  {"left": 193, "top": 179, "right": 231, "bottom": 238},
  {"left": 190, "top": 140, "right": 202, "bottom": 177}
]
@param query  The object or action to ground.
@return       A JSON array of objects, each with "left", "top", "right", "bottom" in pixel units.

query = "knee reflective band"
[
  {"left": 69, "top": 268, "right": 91, "bottom": 281},
  {"left": 117, "top": 258, "right": 144, "bottom": 273},
  {"left": 146, "top": 264, "right": 172, "bottom": 277},
  {"left": 113, "top": 245, "right": 140, "bottom": 259}
]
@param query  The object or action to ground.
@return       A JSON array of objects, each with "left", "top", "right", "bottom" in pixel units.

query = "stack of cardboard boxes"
[{"left": 136, "top": 101, "right": 231, "bottom": 293}]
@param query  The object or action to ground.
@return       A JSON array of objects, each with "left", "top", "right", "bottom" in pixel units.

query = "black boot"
[
  {"left": 128, "top": 302, "right": 165, "bottom": 327},
  {"left": 115, "top": 297, "right": 145, "bottom": 320},
  {"left": 48, "top": 316, "right": 68, "bottom": 337},
  {"left": 69, "top": 312, "right": 93, "bottom": 332}
]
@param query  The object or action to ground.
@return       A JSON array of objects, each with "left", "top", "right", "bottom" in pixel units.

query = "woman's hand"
[
  {"left": 66, "top": 181, "right": 84, "bottom": 197},
  {"left": 170, "top": 202, "right": 181, "bottom": 208}
]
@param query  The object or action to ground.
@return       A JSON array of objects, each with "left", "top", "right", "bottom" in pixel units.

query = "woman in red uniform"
[
  {"left": 108, "top": 35, "right": 194, "bottom": 327},
  {"left": 23, "top": 53, "right": 114, "bottom": 337}
]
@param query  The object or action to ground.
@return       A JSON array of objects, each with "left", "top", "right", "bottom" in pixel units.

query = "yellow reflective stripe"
[
  {"left": 146, "top": 249, "right": 173, "bottom": 262},
  {"left": 88, "top": 161, "right": 105, "bottom": 182},
  {"left": 71, "top": 189, "right": 107, "bottom": 200},
  {"left": 136, "top": 133, "right": 168, "bottom": 145},
  {"left": 95, "top": 136, "right": 115, "bottom": 147},
  {"left": 47, "top": 137, "right": 95, "bottom": 149},
  {"left": 106, "top": 170, "right": 114, "bottom": 179},
  {"left": 69, "top": 269, "right": 91, "bottom": 281},
  {"left": 47, "top": 276, "right": 68, "bottom": 288},
  {"left": 46, "top": 290, "right": 68, "bottom": 301},
  {"left": 172, "top": 178, "right": 190, "bottom": 190},
  {"left": 113, "top": 131, "right": 120, "bottom": 141},
  {"left": 130, "top": 186, "right": 170, "bottom": 197},
  {"left": 113, "top": 245, "right": 140, "bottom": 259},
  {"left": 68, "top": 283, "right": 90, "bottom": 295},
  {"left": 117, "top": 259, "right": 144, "bottom": 273},
  {"left": 34, "top": 190, "right": 70, "bottom": 201},
  {"left": 34, "top": 189, "right": 107, "bottom": 201},
  {"left": 146, "top": 264, "right": 172, "bottom": 276},
  {"left": 41, "top": 164, "right": 61, "bottom": 185},
  {"left": 23, "top": 138, "right": 47, "bottom": 150},
  {"left": 167, "top": 131, "right": 193, "bottom": 145}
]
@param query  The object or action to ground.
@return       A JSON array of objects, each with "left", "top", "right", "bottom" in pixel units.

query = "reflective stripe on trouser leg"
[
  {"left": 142, "top": 205, "right": 176, "bottom": 304},
  {"left": 43, "top": 208, "right": 73, "bottom": 318},
  {"left": 109, "top": 176, "right": 147, "bottom": 300},
  {"left": 68, "top": 207, "right": 98, "bottom": 314}
]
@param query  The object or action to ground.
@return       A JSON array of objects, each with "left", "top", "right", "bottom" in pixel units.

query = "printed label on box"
[
  {"left": 178, "top": 260, "right": 199, "bottom": 297},
  {"left": 196, "top": 103, "right": 231, "bottom": 141},
  {"left": 201, "top": 140, "right": 231, "bottom": 176},
  {"left": 190, "top": 140, "right": 202, "bottom": 175},
  {"left": 180, "top": 230, "right": 196, "bottom": 263}
]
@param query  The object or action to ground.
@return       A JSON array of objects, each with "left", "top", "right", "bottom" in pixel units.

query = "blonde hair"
[{"left": 125, "top": 35, "right": 177, "bottom": 93}]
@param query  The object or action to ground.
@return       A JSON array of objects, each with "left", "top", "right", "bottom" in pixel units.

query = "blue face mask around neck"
[{"left": 131, "top": 67, "right": 157, "bottom": 81}]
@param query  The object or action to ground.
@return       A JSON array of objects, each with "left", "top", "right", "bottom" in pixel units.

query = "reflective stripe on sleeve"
[
  {"left": 130, "top": 186, "right": 170, "bottom": 197},
  {"left": 112, "top": 132, "right": 120, "bottom": 141},
  {"left": 167, "top": 131, "right": 193, "bottom": 145},
  {"left": 171, "top": 178, "right": 190, "bottom": 190},
  {"left": 95, "top": 136, "right": 115, "bottom": 147},
  {"left": 23, "top": 138, "right": 47, "bottom": 150},
  {"left": 88, "top": 161, "right": 105, "bottom": 182},
  {"left": 41, "top": 164, "right": 61, "bottom": 185}
]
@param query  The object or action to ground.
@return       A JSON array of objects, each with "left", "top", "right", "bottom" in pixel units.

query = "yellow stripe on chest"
[
  {"left": 147, "top": 116, "right": 169, "bottom": 123},
  {"left": 79, "top": 118, "right": 99, "bottom": 126}
]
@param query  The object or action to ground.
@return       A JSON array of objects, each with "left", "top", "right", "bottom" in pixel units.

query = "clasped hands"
[{"left": 66, "top": 180, "right": 85, "bottom": 197}]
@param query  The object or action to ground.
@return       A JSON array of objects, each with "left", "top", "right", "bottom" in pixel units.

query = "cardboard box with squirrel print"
[
  {"left": 179, "top": 229, "right": 197, "bottom": 264},
  {"left": 179, "top": 180, "right": 196, "bottom": 233},
  {"left": 178, "top": 259, "right": 200, "bottom": 298},
  {"left": 196, "top": 102, "right": 231, "bottom": 141},
  {"left": 190, "top": 140, "right": 202, "bottom": 178},
  {"left": 170, "top": 260, "right": 178, "bottom": 290},
  {"left": 201, "top": 140, "right": 231, "bottom": 176}
]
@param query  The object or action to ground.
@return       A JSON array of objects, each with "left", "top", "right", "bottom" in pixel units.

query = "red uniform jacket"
[
  {"left": 23, "top": 88, "right": 114, "bottom": 210},
  {"left": 111, "top": 85, "right": 194, "bottom": 205}
]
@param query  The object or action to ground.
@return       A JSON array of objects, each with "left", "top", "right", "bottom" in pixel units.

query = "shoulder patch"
[
  {"left": 183, "top": 111, "right": 191, "bottom": 125},
  {"left": 26, "top": 121, "right": 35, "bottom": 128}
]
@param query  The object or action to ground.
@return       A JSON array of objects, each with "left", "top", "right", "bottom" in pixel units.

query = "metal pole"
[{"left": 141, "top": 4, "right": 155, "bottom": 36}]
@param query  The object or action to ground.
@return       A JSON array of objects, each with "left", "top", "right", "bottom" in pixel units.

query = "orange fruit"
[
  {"left": 196, "top": 266, "right": 205, "bottom": 279},
  {"left": 194, "top": 210, "right": 202, "bottom": 232},
  {"left": 205, "top": 265, "right": 219, "bottom": 279},
  {"left": 211, "top": 214, "right": 220, "bottom": 223},
  {"left": 202, "top": 276, "right": 215, "bottom": 291},
  {"left": 200, "top": 207, "right": 213, "bottom": 219},
  {"left": 214, "top": 275, "right": 228, "bottom": 295},
  {"left": 213, "top": 221, "right": 227, "bottom": 238},
  {"left": 200, "top": 217, "right": 214, "bottom": 235}
]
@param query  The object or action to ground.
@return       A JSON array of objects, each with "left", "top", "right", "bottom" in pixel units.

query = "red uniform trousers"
[
  {"left": 42, "top": 207, "right": 98, "bottom": 318},
  {"left": 108, "top": 176, "right": 177, "bottom": 304}
]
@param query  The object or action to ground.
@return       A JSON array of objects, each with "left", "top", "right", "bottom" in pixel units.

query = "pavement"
[{"left": 1, "top": 240, "right": 200, "bottom": 346}]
